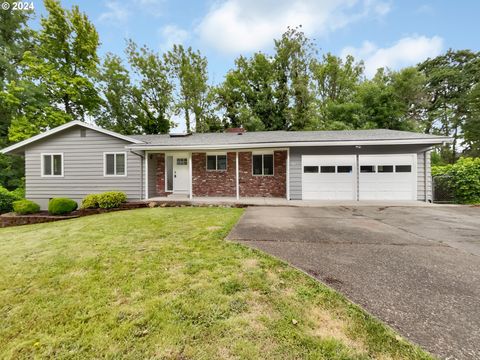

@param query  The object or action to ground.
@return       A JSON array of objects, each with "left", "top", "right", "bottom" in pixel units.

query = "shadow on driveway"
[{"left": 228, "top": 205, "right": 480, "bottom": 360}]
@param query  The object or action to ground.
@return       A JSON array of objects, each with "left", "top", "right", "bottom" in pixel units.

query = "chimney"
[{"left": 225, "top": 127, "right": 246, "bottom": 134}]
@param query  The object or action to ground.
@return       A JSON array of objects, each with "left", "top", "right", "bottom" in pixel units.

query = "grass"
[{"left": 0, "top": 207, "right": 432, "bottom": 359}]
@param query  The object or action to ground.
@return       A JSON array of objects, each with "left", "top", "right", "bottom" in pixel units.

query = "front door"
[{"left": 173, "top": 154, "right": 189, "bottom": 194}]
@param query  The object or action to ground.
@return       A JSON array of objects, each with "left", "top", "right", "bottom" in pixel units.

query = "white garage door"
[
  {"left": 359, "top": 154, "right": 416, "bottom": 200},
  {"left": 302, "top": 155, "right": 356, "bottom": 200}
]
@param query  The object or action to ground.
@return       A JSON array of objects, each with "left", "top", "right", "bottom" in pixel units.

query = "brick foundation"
[{"left": 192, "top": 152, "right": 236, "bottom": 197}]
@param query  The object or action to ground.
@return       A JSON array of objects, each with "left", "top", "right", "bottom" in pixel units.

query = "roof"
[
  {"left": 127, "top": 129, "right": 451, "bottom": 150},
  {"left": 0, "top": 120, "right": 144, "bottom": 155},
  {"left": 0, "top": 122, "right": 451, "bottom": 155}
]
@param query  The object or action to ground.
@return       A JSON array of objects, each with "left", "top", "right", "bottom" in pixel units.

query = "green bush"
[
  {"left": 0, "top": 186, "right": 21, "bottom": 213},
  {"left": 97, "top": 191, "right": 127, "bottom": 209},
  {"left": 432, "top": 157, "right": 480, "bottom": 204},
  {"left": 13, "top": 199, "right": 40, "bottom": 215},
  {"left": 10, "top": 187, "right": 25, "bottom": 199},
  {"left": 48, "top": 197, "right": 78, "bottom": 215},
  {"left": 81, "top": 194, "right": 99, "bottom": 209}
]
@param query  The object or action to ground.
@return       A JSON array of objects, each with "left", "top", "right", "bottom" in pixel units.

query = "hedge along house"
[{"left": 1, "top": 121, "right": 451, "bottom": 209}]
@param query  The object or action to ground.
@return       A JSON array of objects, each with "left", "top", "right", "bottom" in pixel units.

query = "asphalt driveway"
[{"left": 227, "top": 205, "right": 480, "bottom": 360}]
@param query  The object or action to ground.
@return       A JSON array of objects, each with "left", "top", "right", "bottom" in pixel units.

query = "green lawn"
[{"left": 0, "top": 208, "right": 432, "bottom": 359}]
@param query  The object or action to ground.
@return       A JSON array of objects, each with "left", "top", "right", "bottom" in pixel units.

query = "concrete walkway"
[
  {"left": 228, "top": 205, "right": 480, "bottom": 360},
  {"left": 147, "top": 196, "right": 442, "bottom": 207}
]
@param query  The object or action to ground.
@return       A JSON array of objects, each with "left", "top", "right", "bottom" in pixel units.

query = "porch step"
[{"left": 166, "top": 193, "right": 189, "bottom": 200}]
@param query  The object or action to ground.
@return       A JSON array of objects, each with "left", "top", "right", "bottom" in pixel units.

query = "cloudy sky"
[{"left": 31, "top": 0, "right": 479, "bottom": 79}]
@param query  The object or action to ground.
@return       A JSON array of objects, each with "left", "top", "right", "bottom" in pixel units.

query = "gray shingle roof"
[{"left": 129, "top": 129, "right": 448, "bottom": 146}]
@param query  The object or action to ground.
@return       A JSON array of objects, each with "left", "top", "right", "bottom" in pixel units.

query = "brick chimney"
[{"left": 225, "top": 127, "right": 246, "bottom": 134}]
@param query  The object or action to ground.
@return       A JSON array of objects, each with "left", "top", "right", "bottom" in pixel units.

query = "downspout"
[{"left": 130, "top": 150, "right": 145, "bottom": 200}]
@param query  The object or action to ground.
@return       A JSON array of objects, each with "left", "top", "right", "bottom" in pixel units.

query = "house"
[{"left": 1, "top": 121, "right": 451, "bottom": 209}]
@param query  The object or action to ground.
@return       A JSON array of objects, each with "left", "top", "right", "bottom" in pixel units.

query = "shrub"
[
  {"left": 48, "top": 197, "right": 78, "bottom": 215},
  {"left": 0, "top": 186, "right": 21, "bottom": 213},
  {"left": 97, "top": 191, "right": 127, "bottom": 209},
  {"left": 13, "top": 199, "right": 40, "bottom": 215},
  {"left": 10, "top": 187, "right": 25, "bottom": 199},
  {"left": 432, "top": 157, "right": 480, "bottom": 204},
  {"left": 81, "top": 194, "right": 99, "bottom": 209}
]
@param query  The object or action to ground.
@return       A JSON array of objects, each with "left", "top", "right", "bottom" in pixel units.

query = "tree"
[
  {"left": 96, "top": 54, "right": 140, "bottom": 135},
  {"left": 126, "top": 40, "right": 173, "bottom": 134},
  {"left": 7, "top": 0, "right": 101, "bottom": 142},
  {"left": 0, "top": 1, "right": 34, "bottom": 189},
  {"left": 464, "top": 83, "right": 480, "bottom": 157},
  {"left": 310, "top": 53, "right": 364, "bottom": 129},
  {"left": 165, "top": 45, "right": 216, "bottom": 133},
  {"left": 418, "top": 49, "right": 480, "bottom": 162},
  {"left": 273, "top": 26, "right": 316, "bottom": 130}
]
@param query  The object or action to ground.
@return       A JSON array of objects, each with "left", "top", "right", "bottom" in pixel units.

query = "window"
[
  {"left": 252, "top": 154, "right": 274, "bottom": 176},
  {"left": 303, "top": 166, "right": 318, "bottom": 173},
  {"left": 396, "top": 165, "right": 412, "bottom": 173},
  {"left": 360, "top": 165, "right": 376, "bottom": 173},
  {"left": 207, "top": 155, "right": 227, "bottom": 171},
  {"left": 104, "top": 152, "right": 126, "bottom": 176},
  {"left": 176, "top": 158, "right": 188, "bottom": 165},
  {"left": 337, "top": 166, "right": 353, "bottom": 173},
  {"left": 378, "top": 165, "right": 394, "bottom": 173},
  {"left": 320, "top": 166, "right": 336, "bottom": 173},
  {"left": 42, "top": 154, "right": 63, "bottom": 176}
]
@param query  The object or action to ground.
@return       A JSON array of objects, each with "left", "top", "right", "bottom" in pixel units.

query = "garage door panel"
[
  {"left": 359, "top": 154, "right": 416, "bottom": 201},
  {"left": 302, "top": 155, "right": 355, "bottom": 200}
]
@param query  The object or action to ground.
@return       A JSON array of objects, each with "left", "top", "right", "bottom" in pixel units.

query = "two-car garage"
[{"left": 301, "top": 154, "right": 417, "bottom": 201}]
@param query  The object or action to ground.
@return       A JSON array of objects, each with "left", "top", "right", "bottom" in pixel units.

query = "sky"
[{"left": 27, "top": 0, "right": 479, "bottom": 81}]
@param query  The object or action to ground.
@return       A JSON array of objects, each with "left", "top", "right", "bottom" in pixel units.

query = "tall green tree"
[
  {"left": 310, "top": 53, "right": 364, "bottom": 129},
  {"left": 0, "top": 1, "right": 34, "bottom": 189},
  {"left": 126, "top": 40, "right": 173, "bottom": 134},
  {"left": 418, "top": 49, "right": 480, "bottom": 162},
  {"left": 96, "top": 54, "right": 140, "bottom": 135},
  {"left": 273, "top": 27, "right": 315, "bottom": 130},
  {"left": 7, "top": 0, "right": 100, "bottom": 142},
  {"left": 165, "top": 45, "right": 217, "bottom": 133}
]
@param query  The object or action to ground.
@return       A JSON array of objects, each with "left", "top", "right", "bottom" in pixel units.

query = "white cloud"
[
  {"left": 197, "top": 0, "right": 391, "bottom": 53},
  {"left": 341, "top": 35, "right": 444, "bottom": 77},
  {"left": 99, "top": 1, "right": 129, "bottom": 23},
  {"left": 159, "top": 25, "right": 189, "bottom": 51}
]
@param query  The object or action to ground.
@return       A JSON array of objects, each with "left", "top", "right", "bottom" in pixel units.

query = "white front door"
[
  {"left": 173, "top": 154, "right": 189, "bottom": 194},
  {"left": 359, "top": 154, "right": 416, "bottom": 200},
  {"left": 301, "top": 155, "right": 356, "bottom": 200}
]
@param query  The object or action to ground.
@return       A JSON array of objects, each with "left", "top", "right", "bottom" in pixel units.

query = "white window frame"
[
  {"left": 252, "top": 153, "right": 274, "bottom": 176},
  {"left": 206, "top": 153, "right": 227, "bottom": 171},
  {"left": 104, "top": 152, "right": 127, "bottom": 177},
  {"left": 41, "top": 153, "right": 64, "bottom": 177}
]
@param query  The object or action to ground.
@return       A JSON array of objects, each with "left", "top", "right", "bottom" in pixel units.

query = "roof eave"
[
  {"left": 125, "top": 137, "right": 452, "bottom": 151},
  {"left": 0, "top": 120, "right": 144, "bottom": 155}
]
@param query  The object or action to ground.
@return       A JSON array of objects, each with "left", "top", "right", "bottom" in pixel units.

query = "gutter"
[{"left": 125, "top": 137, "right": 453, "bottom": 151}]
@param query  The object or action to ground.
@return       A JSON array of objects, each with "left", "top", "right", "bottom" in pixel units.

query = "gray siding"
[
  {"left": 289, "top": 145, "right": 433, "bottom": 201},
  {"left": 25, "top": 126, "right": 143, "bottom": 209},
  {"left": 416, "top": 150, "right": 432, "bottom": 201}
]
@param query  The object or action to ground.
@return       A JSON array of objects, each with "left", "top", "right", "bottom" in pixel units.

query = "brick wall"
[
  {"left": 192, "top": 152, "right": 237, "bottom": 197},
  {"left": 238, "top": 150, "right": 287, "bottom": 198},
  {"left": 155, "top": 153, "right": 171, "bottom": 196}
]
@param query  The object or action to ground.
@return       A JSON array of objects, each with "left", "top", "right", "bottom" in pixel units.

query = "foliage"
[
  {"left": 48, "top": 197, "right": 78, "bottom": 215},
  {"left": 165, "top": 45, "right": 218, "bottom": 133},
  {"left": 432, "top": 157, "right": 480, "bottom": 203},
  {"left": 10, "top": 185, "right": 25, "bottom": 199},
  {"left": 12, "top": 199, "right": 40, "bottom": 214},
  {"left": 418, "top": 50, "right": 480, "bottom": 162},
  {"left": 125, "top": 40, "right": 173, "bottom": 134},
  {"left": 96, "top": 191, "right": 127, "bottom": 209},
  {"left": 6, "top": 0, "right": 101, "bottom": 142},
  {"left": 0, "top": 208, "right": 432, "bottom": 359},
  {"left": 80, "top": 193, "right": 99, "bottom": 209},
  {"left": 0, "top": 186, "right": 21, "bottom": 213}
]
